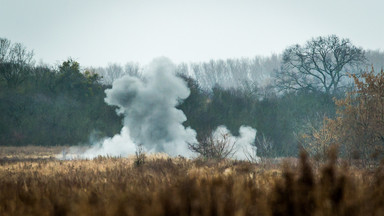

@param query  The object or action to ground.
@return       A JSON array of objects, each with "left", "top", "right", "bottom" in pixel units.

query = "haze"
[{"left": 1, "top": 0, "right": 383, "bottom": 67}]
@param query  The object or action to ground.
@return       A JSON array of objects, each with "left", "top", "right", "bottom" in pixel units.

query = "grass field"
[{"left": 0, "top": 146, "right": 383, "bottom": 216}]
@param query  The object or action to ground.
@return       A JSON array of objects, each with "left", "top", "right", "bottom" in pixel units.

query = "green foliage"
[
  {"left": 0, "top": 37, "right": 339, "bottom": 157},
  {"left": 0, "top": 58, "right": 121, "bottom": 146},
  {"left": 177, "top": 75, "right": 213, "bottom": 141},
  {"left": 179, "top": 78, "right": 336, "bottom": 157}
]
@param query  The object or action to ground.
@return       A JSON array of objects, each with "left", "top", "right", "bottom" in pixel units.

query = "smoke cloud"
[
  {"left": 58, "top": 57, "right": 258, "bottom": 161},
  {"left": 62, "top": 57, "right": 197, "bottom": 159},
  {"left": 212, "top": 125, "right": 258, "bottom": 161}
]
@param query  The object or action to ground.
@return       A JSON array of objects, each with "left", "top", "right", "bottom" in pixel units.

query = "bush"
[
  {"left": 307, "top": 68, "right": 384, "bottom": 165},
  {"left": 188, "top": 131, "right": 236, "bottom": 160}
]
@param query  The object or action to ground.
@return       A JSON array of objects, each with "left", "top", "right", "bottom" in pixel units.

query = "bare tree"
[
  {"left": 0, "top": 38, "right": 34, "bottom": 87},
  {"left": 188, "top": 131, "right": 236, "bottom": 160},
  {"left": 254, "top": 133, "right": 274, "bottom": 158},
  {"left": 365, "top": 50, "right": 384, "bottom": 72},
  {"left": 181, "top": 56, "right": 280, "bottom": 92},
  {"left": 276, "top": 35, "right": 366, "bottom": 94},
  {"left": 0, "top": 38, "right": 11, "bottom": 62},
  {"left": 124, "top": 62, "right": 141, "bottom": 78},
  {"left": 101, "top": 63, "right": 124, "bottom": 85},
  {"left": 93, "top": 62, "right": 141, "bottom": 85}
]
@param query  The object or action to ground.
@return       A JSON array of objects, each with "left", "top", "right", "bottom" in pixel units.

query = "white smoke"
[
  {"left": 61, "top": 57, "right": 197, "bottom": 159},
  {"left": 212, "top": 125, "right": 258, "bottom": 161},
  {"left": 75, "top": 127, "right": 136, "bottom": 158},
  {"left": 58, "top": 57, "right": 259, "bottom": 161}
]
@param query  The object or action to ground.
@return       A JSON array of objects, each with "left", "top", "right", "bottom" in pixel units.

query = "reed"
[{"left": 0, "top": 146, "right": 383, "bottom": 215}]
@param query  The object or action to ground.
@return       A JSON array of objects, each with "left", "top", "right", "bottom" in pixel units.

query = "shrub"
[
  {"left": 307, "top": 68, "right": 384, "bottom": 165},
  {"left": 188, "top": 131, "right": 236, "bottom": 160}
]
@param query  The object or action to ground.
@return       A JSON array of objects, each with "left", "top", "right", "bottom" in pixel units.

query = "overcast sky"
[{"left": 1, "top": 0, "right": 383, "bottom": 67}]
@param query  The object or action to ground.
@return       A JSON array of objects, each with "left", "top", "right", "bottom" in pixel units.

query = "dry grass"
[
  {"left": 0, "top": 146, "right": 383, "bottom": 216},
  {"left": 0, "top": 146, "right": 62, "bottom": 160}
]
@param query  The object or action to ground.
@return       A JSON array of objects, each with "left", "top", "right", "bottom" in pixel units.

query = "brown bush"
[
  {"left": 303, "top": 68, "right": 384, "bottom": 165},
  {"left": 188, "top": 132, "right": 236, "bottom": 160}
]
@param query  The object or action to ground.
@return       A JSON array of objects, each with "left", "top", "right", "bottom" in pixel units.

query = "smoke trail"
[
  {"left": 212, "top": 125, "right": 258, "bottom": 161},
  {"left": 62, "top": 57, "right": 198, "bottom": 159}
]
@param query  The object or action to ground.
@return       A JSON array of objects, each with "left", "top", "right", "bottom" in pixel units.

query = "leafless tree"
[
  {"left": 183, "top": 56, "right": 280, "bottom": 92},
  {"left": 276, "top": 35, "right": 366, "bottom": 94},
  {"left": 94, "top": 62, "right": 141, "bottom": 85},
  {"left": 254, "top": 133, "right": 274, "bottom": 158},
  {"left": 124, "top": 62, "right": 141, "bottom": 78},
  {"left": 365, "top": 50, "right": 384, "bottom": 72},
  {"left": 188, "top": 132, "right": 236, "bottom": 160},
  {"left": 101, "top": 63, "right": 124, "bottom": 85},
  {"left": 0, "top": 38, "right": 34, "bottom": 87},
  {"left": 0, "top": 38, "right": 11, "bottom": 62}
]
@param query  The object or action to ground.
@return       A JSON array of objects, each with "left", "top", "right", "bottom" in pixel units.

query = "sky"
[{"left": 0, "top": 0, "right": 383, "bottom": 67}]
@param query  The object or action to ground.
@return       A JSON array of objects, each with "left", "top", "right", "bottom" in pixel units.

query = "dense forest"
[{"left": 1, "top": 36, "right": 384, "bottom": 157}]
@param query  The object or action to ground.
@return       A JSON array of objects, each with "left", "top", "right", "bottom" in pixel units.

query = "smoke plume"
[
  {"left": 59, "top": 57, "right": 258, "bottom": 161},
  {"left": 212, "top": 125, "right": 258, "bottom": 161},
  {"left": 62, "top": 57, "right": 197, "bottom": 159}
]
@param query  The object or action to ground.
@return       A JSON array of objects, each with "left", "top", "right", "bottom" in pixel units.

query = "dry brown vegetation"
[
  {"left": 301, "top": 69, "right": 384, "bottom": 165},
  {"left": 0, "top": 146, "right": 384, "bottom": 216}
]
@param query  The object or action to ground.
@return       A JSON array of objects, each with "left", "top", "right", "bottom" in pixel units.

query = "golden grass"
[{"left": 0, "top": 146, "right": 383, "bottom": 215}]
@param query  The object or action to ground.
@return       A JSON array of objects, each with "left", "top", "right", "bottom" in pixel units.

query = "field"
[{"left": 0, "top": 146, "right": 384, "bottom": 216}]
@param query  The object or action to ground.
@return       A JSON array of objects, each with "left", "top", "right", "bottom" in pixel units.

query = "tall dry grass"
[{"left": 0, "top": 146, "right": 383, "bottom": 215}]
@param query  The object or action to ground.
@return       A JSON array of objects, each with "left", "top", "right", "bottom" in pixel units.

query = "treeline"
[
  {"left": 94, "top": 51, "right": 384, "bottom": 92},
  {"left": 178, "top": 36, "right": 383, "bottom": 156},
  {"left": 90, "top": 56, "right": 280, "bottom": 90},
  {"left": 1, "top": 36, "right": 384, "bottom": 157},
  {"left": 178, "top": 76, "right": 336, "bottom": 156},
  {"left": 0, "top": 38, "right": 121, "bottom": 146}
]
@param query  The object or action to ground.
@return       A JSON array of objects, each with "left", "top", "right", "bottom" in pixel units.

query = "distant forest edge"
[{"left": 1, "top": 36, "right": 384, "bottom": 157}]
